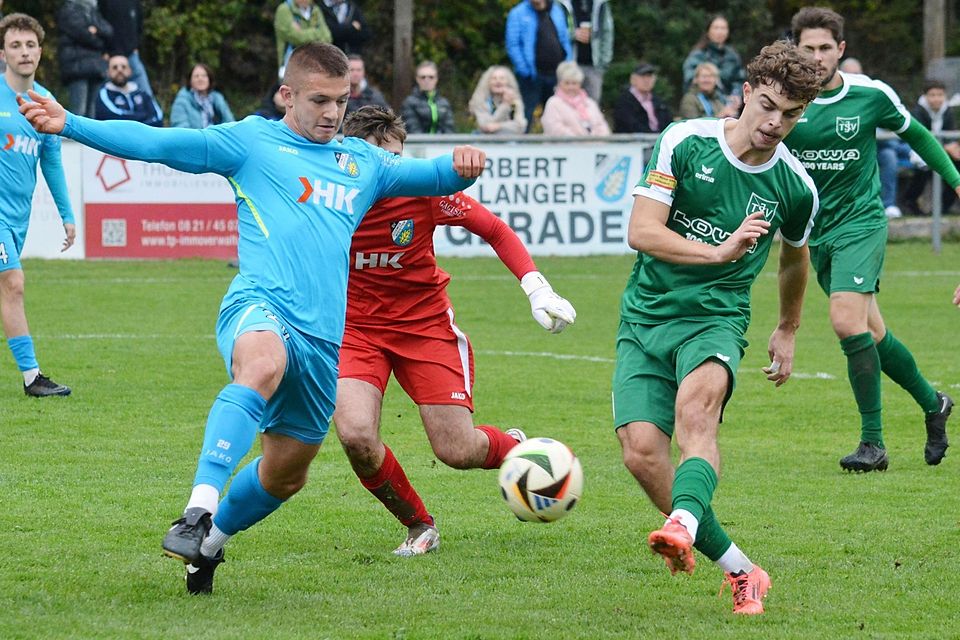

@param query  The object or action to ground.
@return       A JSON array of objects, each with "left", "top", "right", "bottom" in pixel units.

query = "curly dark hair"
[
  {"left": 342, "top": 105, "right": 407, "bottom": 145},
  {"left": 746, "top": 40, "right": 821, "bottom": 105}
]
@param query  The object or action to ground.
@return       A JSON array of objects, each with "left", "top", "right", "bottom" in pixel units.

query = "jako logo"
[
  {"left": 297, "top": 177, "right": 359, "bottom": 214},
  {"left": 450, "top": 392, "right": 467, "bottom": 400},
  {"left": 3, "top": 134, "right": 39, "bottom": 156}
]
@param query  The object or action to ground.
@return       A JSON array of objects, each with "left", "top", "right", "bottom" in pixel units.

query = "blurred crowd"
[{"left": 23, "top": 0, "right": 960, "bottom": 216}]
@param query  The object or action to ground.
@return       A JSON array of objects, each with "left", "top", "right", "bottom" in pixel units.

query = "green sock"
[
  {"left": 672, "top": 457, "right": 717, "bottom": 521},
  {"left": 876, "top": 331, "right": 940, "bottom": 413},
  {"left": 693, "top": 506, "right": 732, "bottom": 562},
  {"left": 841, "top": 332, "right": 884, "bottom": 448}
]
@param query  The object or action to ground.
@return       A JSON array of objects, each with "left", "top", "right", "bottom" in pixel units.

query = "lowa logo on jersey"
[
  {"left": 390, "top": 219, "right": 414, "bottom": 247},
  {"left": 334, "top": 152, "right": 360, "bottom": 177},
  {"left": 746, "top": 193, "right": 779, "bottom": 221},
  {"left": 835, "top": 116, "right": 860, "bottom": 141}
]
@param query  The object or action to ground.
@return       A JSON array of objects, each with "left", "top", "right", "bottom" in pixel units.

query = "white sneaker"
[
  {"left": 505, "top": 428, "right": 527, "bottom": 443},
  {"left": 885, "top": 205, "right": 903, "bottom": 218},
  {"left": 393, "top": 523, "right": 440, "bottom": 557}
]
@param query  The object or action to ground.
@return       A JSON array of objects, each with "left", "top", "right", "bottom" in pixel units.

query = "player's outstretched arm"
[
  {"left": 20, "top": 90, "right": 226, "bottom": 175},
  {"left": 900, "top": 118, "right": 960, "bottom": 191},
  {"left": 764, "top": 241, "right": 809, "bottom": 387},
  {"left": 377, "top": 145, "right": 486, "bottom": 200}
]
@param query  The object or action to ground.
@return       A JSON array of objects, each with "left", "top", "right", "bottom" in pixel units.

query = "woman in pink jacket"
[{"left": 541, "top": 61, "right": 610, "bottom": 136}]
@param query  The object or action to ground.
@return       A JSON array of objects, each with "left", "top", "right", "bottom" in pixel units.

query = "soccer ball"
[{"left": 498, "top": 437, "right": 583, "bottom": 522}]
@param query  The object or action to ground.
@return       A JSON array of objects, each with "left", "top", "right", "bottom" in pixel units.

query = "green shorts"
[
  {"left": 612, "top": 319, "right": 746, "bottom": 436},
  {"left": 809, "top": 226, "right": 886, "bottom": 296}
]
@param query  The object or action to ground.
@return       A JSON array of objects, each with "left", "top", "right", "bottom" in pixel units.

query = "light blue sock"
[
  {"left": 193, "top": 384, "right": 266, "bottom": 492},
  {"left": 213, "top": 456, "right": 285, "bottom": 535},
  {"left": 8, "top": 335, "right": 38, "bottom": 371}
]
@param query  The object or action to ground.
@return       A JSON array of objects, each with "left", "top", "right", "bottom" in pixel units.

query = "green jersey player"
[
  {"left": 786, "top": 7, "right": 956, "bottom": 472},
  {"left": 613, "top": 40, "right": 821, "bottom": 615}
]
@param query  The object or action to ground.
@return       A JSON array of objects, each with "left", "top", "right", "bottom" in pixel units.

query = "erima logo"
[
  {"left": 853, "top": 276, "right": 864, "bottom": 285},
  {"left": 354, "top": 252, "right": 404, "bottom": 269},
  {"left": 695, "top": 164, "right": 715, "bottom": 183},
  {"left": 715, "top": 353, "right": 731, "bottom": 362},
  {"left": 297, "top": 178, "right": 359, "bottom": 214},
  {"left": 2, "top": 134, "right": 39, "bottom": 156}
]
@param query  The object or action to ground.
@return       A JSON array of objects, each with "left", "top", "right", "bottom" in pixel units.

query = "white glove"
[{"left": 521, "top": 271, "right": 576, "bottom": 334}]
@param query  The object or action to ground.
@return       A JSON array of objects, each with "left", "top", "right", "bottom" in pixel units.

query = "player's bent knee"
[{"left": 433, "top": 444, "right": 476, "bottom": 470}]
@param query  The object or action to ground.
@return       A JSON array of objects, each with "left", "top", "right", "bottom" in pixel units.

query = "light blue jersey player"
[
  {"left": 20, "top": 42, "right": 487, "bottom": 594},
  {"left": 0, "top": 14, "right": 75, "bottom": 397}
]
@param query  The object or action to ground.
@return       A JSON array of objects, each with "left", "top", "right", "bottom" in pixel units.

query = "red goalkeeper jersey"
[{"left": 346, "top": 191, "right": 536, "bottom": 326}]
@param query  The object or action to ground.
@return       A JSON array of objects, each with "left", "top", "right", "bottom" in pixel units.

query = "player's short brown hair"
[
  {"left": 791, "top": 6, "right": 844, "bottom": 45},
  {"left": 283, "top": 42, "right": 349, "bottom": 87},
  {"left": 0, "top": 13, "right": 45, "bottom": 45},
  {"left": 747, "top": 40, "right": 821, "bottom": 105},
  {"left": 342, "top": 106, "right": 407, "bottom": 146}
]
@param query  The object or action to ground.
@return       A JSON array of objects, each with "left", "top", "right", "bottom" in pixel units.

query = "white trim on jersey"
[
  {"left": 446, "top": 307, "right": 472, "bottom": 397},
  {"left": 633, "top": 119, "right": 720, "bottom": 206},
  {"left": 777, "top": 149, "right": 820, "bottom": 247},
  {"left": 815, "top": 71, "right": 911, "bottom": 134}
]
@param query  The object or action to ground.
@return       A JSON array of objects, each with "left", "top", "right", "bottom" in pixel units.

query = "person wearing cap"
[{"left": 613, "top": 63, "right": 672, "bottom": 133}]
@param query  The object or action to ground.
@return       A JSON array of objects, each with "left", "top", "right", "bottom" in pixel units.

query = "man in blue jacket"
[
  {"left": 94, "top": 54, "right": 163, "bottom": 126},
  {"left": 505, "top": 0, "right": 572, "bottom": 132}
]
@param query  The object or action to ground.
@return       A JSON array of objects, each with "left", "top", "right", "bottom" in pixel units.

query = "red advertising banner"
[{"left": 85, "top": 203, "right": 239, "bottom": 259}]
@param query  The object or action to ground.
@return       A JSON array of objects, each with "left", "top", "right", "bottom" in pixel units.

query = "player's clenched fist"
[{"left": 452, "top": 145, "right": 486, "bottom": 179}]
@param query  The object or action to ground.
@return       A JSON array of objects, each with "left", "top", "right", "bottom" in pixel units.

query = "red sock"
[
  {"left": 476, "top": 425, "right": 520, "bottom": 469},
  {"left": 358, "top": 445, "right": 432, "bottom": 527}
]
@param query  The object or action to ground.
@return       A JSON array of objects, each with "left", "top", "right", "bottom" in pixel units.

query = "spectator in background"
[
  {"left": 556, "top": 0, "right": 613, "bottom": 103},
  {"left": 254, "top": 81, "right": 285, "bottom": 120},
  {"left": 682, "top": 14, "right": 745, "bottom": 109},
  {"left": 57, "top": 0, "right": 114, "bottom": 118},
  {"left": 903, "top": 79, "right": 960, "bottom": 216},
  {"left": 94, "top": 54, "right": 162, "bottom": 126},
  {"left": 401, "top": 61, "right": 455, "bottom": 134},
  {"left": 541, "top": 61, "right": 609, "bottom": 136},
  {"left": 469, "top": 65, "right": 527, "bottom": 135},
  {"left": 319, "top": 0, "right": 370, "bottom": 55},
  {"left": 344, "top": 53, "right": 388, "bottom": 116},
  {"left": 506, "top": 0, "right": 572, "bottom": 132},
  {"left": 98, "top": 0, "right": 153, "bottom": 96},
  {"left": 678, "top": 62, "right": 738, "bottom": 120},
  {"left": 170, "top": 63, "right": 235, "bottom": 129},
  {"left": 840, "top": 56, "right": 908, "bottom": 219},
  {"left": 612, "top": 63, "right": 672, "bottom": 134},
  {"left": 274, "top": 0, "right": 331, "bottom": 77}
]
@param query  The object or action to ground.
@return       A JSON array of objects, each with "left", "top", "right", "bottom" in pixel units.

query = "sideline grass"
[{"left": 1, "top": 242, "right": 959, "bottom": 639}]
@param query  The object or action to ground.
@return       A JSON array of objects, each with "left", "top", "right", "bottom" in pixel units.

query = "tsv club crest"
[
  {"left": 334, "top": 151, "right": 360, "bottom": 177},
  {"left": 746, "top": 193, "right": 779, "bottom": 221},
  {"left": 390, "top": 219, "right": 414, "bottom": 247},
  {"left": 594, "top": 154, "right": 632, "bottom": 202},
  {"left": 835, "top": 116, "right": 860, "bottom": 141}
]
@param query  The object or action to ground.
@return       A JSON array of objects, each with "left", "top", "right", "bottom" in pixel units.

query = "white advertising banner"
[
  {"left": 25, "top": 139, "right": 648, "bottom": 259},
  {"left": 23, "top": 140, "right": 85, "bottom": 259},
  {"left": 411, "top": 141, "right": 646, "bottom": 256}
]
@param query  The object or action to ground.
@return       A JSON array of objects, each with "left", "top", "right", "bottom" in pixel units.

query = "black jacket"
[
  {"left": 612, "top": 89, "right": 673, "bottom": 134},
  {"left": 98, "top": 0, "right": 142, "bottom": 56},
  {"left": 401, "top": 88, "right": 455, "bottom": 134},
  {"left": 319, "top": 1, "right": 371, "bottom": 55},
  {"left": 57, "top": 1, "right": 114, "bottom": 83}
]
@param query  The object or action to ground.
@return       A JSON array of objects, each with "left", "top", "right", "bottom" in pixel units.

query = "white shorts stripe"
[{"left": 446, "top": 307, "right": 472, "bottom": 397}]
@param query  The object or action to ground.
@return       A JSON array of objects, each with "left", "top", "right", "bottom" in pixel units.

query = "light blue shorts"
[
  {"left": 216, "top": 300, "right": 339, "bottom": 445},
  {"left": 0, "top": 226, "right": 24, "bottom": 272}
]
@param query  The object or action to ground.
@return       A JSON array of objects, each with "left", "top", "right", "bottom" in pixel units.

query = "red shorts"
[{"left": 338, "top": 308, "right": 475, "bottom": 410}]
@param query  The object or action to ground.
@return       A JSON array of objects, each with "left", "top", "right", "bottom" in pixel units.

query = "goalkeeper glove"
[{"left": 521, "top": 271, "right": 576, "bottom": 334}]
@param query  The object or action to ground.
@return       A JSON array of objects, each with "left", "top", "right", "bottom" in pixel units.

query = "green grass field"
[{"left": 2, "top": 241, "right": 959, "bottom": 639}]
